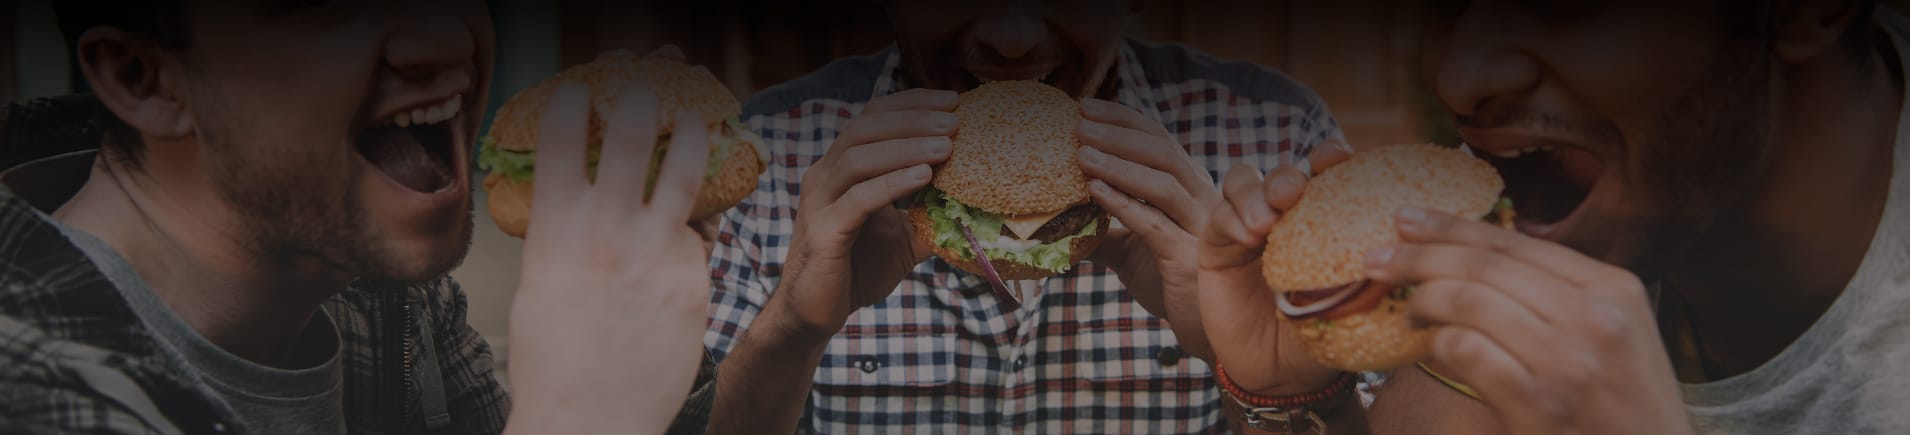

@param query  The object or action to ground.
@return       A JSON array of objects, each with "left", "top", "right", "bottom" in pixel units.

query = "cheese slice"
[{"left": 1001, "top": 208, "right": 1066, "bottom": 240}]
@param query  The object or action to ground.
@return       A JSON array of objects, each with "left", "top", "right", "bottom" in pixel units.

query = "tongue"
[
  {"left": 1553, "top": 147, "right": 1602, "bottom": 191},
  {"left": 359, "top": 126, "right": 448, "bottom": 193}
]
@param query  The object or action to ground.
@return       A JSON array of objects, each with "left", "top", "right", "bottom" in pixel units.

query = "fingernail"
[
  {"left": 933, "top": 113, "right": 958, "bottom": 131},
  {"left": 1080, "top": 98, "right": 1101, "bottom": 114},
  {"left": 934, "top": 91, "right": 959, "bottom": 106},
  {"left": 1293, "top": 159, "right": 1313, "bottom": 178},
  {"left": 1079, "top": 146, "right": 1105, "bottom": 165},
  {"left": 1397, "top": 206, "right": 1428, "bottom": 228},
  {"left": 1080, "top": 121, "right": 1104, "bottom": 138},
  {"left": 911, "top": 165, "right": 932, "bottom": 181},
  {"left": 927, "top": 137, "right": 951, "bottom": 156},
  {"left": 1366, "top": 246, "right": 1395, "bottom": 268},
  {"left": 1088, "top": 180, "right": 1111, "bottom": 194}
]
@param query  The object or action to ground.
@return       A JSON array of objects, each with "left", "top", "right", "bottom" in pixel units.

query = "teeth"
[
  {"left": 384, "top": 94, "right": 462, "bottom": 127},
  {"left": 1487, "top": 145, "right": 1553, "bottom": 158}
]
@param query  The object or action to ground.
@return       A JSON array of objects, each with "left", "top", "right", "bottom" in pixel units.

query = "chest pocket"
[{"left": 812, "top": 323, "right": 957, "bottom": 389}]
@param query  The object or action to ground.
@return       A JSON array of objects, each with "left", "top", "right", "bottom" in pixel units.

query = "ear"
[
  {"left": 1770, "top": 0, "right": 1871, "bottom": 63},
  {"left": 75, "top": 27, "right": 193, "bottom": 142}
]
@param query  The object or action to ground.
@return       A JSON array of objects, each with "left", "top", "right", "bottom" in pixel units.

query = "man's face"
[
  {"left": 176, "top": 0, "right": 494, "bottom": 282},
  {"left": 887, "top": 0, "right": 1138, "bottom": 97},
  {"left": 1421, "top": 0, "right": 1776, "bottom": 274}
]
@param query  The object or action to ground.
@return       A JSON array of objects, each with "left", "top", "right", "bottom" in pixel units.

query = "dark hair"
[{"left": 53, "top": 0, "right": 190, "bottom": 166}]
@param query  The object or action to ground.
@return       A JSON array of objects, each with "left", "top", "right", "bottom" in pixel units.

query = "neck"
[
  {"left": 1665, "top": 44, "right": 1902, "bottom": 379},
  {"left": 54, "top": 152, "right": 352, "bottom": 368}
]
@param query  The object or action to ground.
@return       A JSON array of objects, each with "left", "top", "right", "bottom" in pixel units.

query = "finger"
[
  {"left": 1079, "top": 147, "right": 1204, "bottom": 229},
  {"left": 827, "top": 136, "right": 952, "bottom": 196},
  {"left": 531, "top": 82, "right": 592, "bottom": 206},
  {"left": 1221, "top": 164, "right": 1276, "bottom": 230},
  {"left": 1426, "top": 327, "right": 1562, "bottom": 433},
  {"left": 646, "top": 44, "right": 687, "bottom": 61},
  {"left": 1302, "top": 142, "right": 1353, "bottom": 175},
  {"left": 1366, "top": 242, "right": 1577, "bottom": 323},
  {"left": 1262, "top": 166, "right": 1307, "bottom": 214},
  {"left": 832, "top": 110, "right": 958, "bottom": 156},
  {"left": 1394, "top": 207, "right": 1620, "bottom": 289},
  {"left": 821, "top": 165, "right": 934, "bottom": 235},
  {"left": 1080, "top": 98, "right": 1173, "bottom": 138},
  {"left": 647, "top": 112, "right": 711, "bottom": 218},
  {"left": 1406, "top": 279, "right": 1556, "bottom": 362},
  {"left": 862, "top": 88, "right": 960, "bottom": 115},
  {"left": 595, "top": 85, "right": 661, "bottom": 199},
  {"left": 1088, "top": 179, "right": 1192, "bottom": 252},
  {"left": 1197, "top": 192, "right": 1263, "bottom": 271},
  {"left": 1077, "top": 119, "right": 1211, "bottom": 197}
]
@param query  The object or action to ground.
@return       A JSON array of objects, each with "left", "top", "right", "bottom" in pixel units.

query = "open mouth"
[
  {"left": 960, "top": 68, "right": 1060, "bottom": 91},
  {"left": 356, "top": 95, "right": 463, "bottom": 193},
  {"left": 1473, "top": 144, "right": 1604, "bottom": 236}
]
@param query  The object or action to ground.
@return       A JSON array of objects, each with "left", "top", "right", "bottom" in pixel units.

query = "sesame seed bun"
[
  {"left": 488, "top": 50, "right": 739, "bottom": 152},
  {"left": 1262, "top": 144, "right": 1503, "bottom": 292},
  {"left": 907, "top": 204, "right": 1107, "bottom": 280},
  {"left": 1262, "top": 143, "right": 1501, "bottom": 371},
  {"left": 931, "top": 80, "right": 1090, "bottom": 216},
  {"left": 480, "top": 50, "right": 765, "bottom": 237},
  {"left": 483, "top": 173, "right": 533, "bottom": 238},
  {"left": 1291, "top": 298, "right": 1433, "bottom": 372}
]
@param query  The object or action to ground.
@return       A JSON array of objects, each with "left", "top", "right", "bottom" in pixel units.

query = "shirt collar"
[{"left": 870, "top": 41, "right": 1167, "bottom": 127}]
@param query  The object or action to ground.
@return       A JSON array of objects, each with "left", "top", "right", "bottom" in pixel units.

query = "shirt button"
[
  {"left": 856, "top": 356, "right": 881, "bottom": 373},
  {"left": 1155, "top": 346, "right": 1183, "bottom": 367},
  {"left": 1013, "top": 356, "right": 1028, "bottom": 371}
]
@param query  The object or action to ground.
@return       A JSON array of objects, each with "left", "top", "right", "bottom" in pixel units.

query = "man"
[
  {"left": 1200, "top": 0, "right": 1909, "bottom": 433},
  {"left": 704, "top": 1, "right": 1345, "bottom": 432},
  {"left": 1, "top": 1, "right": 715, "bottom": 434}
]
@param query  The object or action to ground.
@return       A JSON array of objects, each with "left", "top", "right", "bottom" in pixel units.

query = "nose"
[
  {"left": 384, "top": 4, "right": 477, "bottom": 85},
  {"left": 974, "top": 8, "right": 1048, "bottom": 60},
  {"left": 1425, "top": 7, "right": 1541, "bottom": 119}
]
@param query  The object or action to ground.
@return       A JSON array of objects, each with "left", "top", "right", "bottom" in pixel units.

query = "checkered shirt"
[{"left": 706, "top": 40, "right": 1346, "bottom": 434}]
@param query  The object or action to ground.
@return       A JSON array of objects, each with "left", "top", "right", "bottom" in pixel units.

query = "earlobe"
[
  {"left": 76, "top": 27, "right": 193, "bottom": 141},
  {"left": 1770, "top": 0, "right": 1868, "bottom": 63}
]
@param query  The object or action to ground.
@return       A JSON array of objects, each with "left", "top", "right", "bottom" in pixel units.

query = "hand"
[
  {"left": 638, "top": 44, "right": 726, "bottom": 256},
  {"left": 504, "top": 83, "right": 712, "bottom": 434},
  {"left": 1075, "top": 98, "right": 1221, "bottom": 358},
  {"left": 1366, "top": 207, "right": 1692, "bottom": 435},
  {"left": 773, "top": 89, "right": 957, "bottom": 336},
  {"left": 1196, "top": 146, "right": 1353, "bottom": 395}
]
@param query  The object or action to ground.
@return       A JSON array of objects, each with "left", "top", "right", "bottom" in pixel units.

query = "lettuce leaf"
[
  {"left": 483, "top": 116, "right": 763, "bottom": 187},
  {"left": 917, "top": 187, "right": 1098, "bottom": 273},
  {"left": 477, "top": 135, "right": 538, "bottom": 182}
]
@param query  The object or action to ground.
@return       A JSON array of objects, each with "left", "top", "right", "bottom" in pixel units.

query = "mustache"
[{"left": 1453, "top": 104, "right": 1623, "bottom": 144}]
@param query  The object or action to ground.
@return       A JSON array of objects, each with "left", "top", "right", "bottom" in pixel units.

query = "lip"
[
  {"left": 1457, "top": 126, "right": 1607, "bottom": 242},
  {"left": 965, "top": 65, "right": 1059, "bottom": 82}
]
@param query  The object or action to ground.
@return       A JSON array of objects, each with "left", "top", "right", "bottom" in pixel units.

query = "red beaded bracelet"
[{"left": 1214, "top": 363, "right": 1357, "bottom": 409}]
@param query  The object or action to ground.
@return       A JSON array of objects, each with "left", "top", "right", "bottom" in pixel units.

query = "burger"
[
  {"left": 477, "top": 50, "right": 769, "bottom": 237},
  {"left": 1262, "top": 143, "right": 1510, "bottom": 371},
  {"left": 909, "top": 80, "right": 1110, "bottom": 305}
]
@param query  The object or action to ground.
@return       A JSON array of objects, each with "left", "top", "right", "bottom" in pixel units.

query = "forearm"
[{"left": 708, "top": 298, "right": 834, "bottom": 435}]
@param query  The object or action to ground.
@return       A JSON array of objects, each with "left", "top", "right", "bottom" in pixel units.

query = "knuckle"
[{"left": 1578, "top": 304, "right": 1632, "bottom": 345}]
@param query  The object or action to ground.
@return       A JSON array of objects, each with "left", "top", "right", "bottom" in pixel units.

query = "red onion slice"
[
  {"left": 961, "top": 222, "right": 1021, "bottom": 311},
  {"left": 1276, "top": 285, "right": 1358, "bottom": 320}
]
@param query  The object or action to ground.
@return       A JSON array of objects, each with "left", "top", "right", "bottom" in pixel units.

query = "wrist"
[{"left": 761, "top": 290, "right": 844, "bottom": 344}]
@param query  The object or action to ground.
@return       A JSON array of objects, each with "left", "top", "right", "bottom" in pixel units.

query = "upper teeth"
[
  {"left": 390, "top": 94, "right": 462, "bottom": 127},
  {"left": 972, "top": 71, "right": 1053, "bottom": 84},
  {"left": 1488, "top": 145, "right": 1553, "bottom": 159}
]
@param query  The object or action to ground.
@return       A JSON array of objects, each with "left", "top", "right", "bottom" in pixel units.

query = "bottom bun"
[
  {"left": 1289, "top": 297, "right": 1431, "bottom": 372},
  {"left": 908, "top": 204, "right": 1105, "bottom": 281},
  {"left": 691, "top": 138, "right": 765, "bottom": 221},
  {"left": 484, "top": 173, "right": 533, "bottom": 238}
]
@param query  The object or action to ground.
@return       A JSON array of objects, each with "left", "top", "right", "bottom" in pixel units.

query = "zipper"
[{"left": 384, "top": 285, "right": 417, "bottom": 433}]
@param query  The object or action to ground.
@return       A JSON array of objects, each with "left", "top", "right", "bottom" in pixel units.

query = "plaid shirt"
[{"left": 706, "top": 40, "right": 1345, "bottom": 434}]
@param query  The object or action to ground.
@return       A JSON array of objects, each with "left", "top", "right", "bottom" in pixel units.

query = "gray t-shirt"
[
  {"left": 1677, "top": 12, "right": 1910, "bottom": 434},
  {"left": 59, "top": 227, "right": 348, "bottom": 435}
]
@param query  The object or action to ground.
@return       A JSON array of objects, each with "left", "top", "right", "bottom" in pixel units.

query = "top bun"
[
  {"left": 1262, "top": 144, "right": 1503, "bottom": 292},
  {"left": 931, "top": 80, "right": 1089, "bottom": 216},
  {"left": 488, "top": 50, "right": 741, "bottom": 152}
]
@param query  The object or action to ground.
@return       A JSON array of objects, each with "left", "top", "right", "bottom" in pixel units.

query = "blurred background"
[{"left": 1, "top": 0, "right": 1482, "bottom": 379}]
